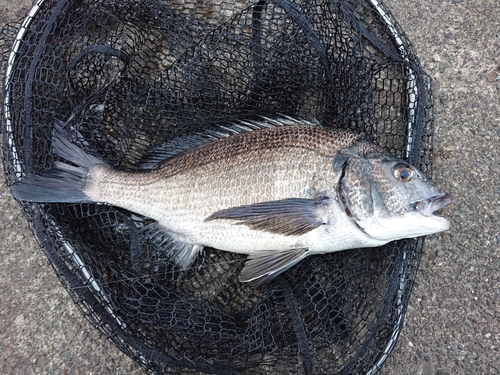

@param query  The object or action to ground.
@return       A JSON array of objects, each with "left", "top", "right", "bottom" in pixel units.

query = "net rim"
[{"left": 2, "top": 1, "right": 425, "bottom": 373}]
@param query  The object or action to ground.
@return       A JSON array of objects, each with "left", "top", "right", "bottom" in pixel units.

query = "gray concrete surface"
[{"left": 0, "top": 1, "right": 498, "bottom": 374}]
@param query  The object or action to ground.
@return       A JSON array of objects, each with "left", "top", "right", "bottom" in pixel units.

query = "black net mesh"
[{"left": 1, "top": 0, "right": 434, "bottom": 374}]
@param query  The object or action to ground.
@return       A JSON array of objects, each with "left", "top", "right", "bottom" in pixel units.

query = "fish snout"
[{"left": 415, "top": 193, "right": 456, "bottom": 217}]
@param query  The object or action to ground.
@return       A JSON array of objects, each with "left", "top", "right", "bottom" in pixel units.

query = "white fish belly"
[{"left": 155, "top": 200, "right": 387, "bottom": 256}]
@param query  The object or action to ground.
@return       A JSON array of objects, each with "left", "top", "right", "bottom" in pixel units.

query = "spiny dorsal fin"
[{"left": 137, "top": 116, "right": 319, "bottom": 169}]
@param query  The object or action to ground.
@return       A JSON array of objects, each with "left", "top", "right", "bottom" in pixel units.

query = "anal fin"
[
  {"left": 239, "top": 248, "right": 308, "bottom": 285},
  {"left": 141, "top": 223, "right": 203, "bottom": 273}
]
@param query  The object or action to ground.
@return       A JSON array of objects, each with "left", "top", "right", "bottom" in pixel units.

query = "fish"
[{"left": 10, "top": 117, "right": 455, "bottom": 284}]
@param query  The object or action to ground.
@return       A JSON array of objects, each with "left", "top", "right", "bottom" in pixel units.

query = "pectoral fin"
[
  {"left": 239, "top": 248, "right": 309, "bottom": 285},
  {"left": 205, "top": 197, "right": 328, "bottom": 236}
]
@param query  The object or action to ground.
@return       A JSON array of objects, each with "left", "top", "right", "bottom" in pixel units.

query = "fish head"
[{"left": 337, "top": 146, "right": 455, "bottom": 242}]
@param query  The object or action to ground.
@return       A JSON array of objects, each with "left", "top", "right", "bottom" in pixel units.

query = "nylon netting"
[{"left": 1, "top": 0, "right": 434, "bottom": 374}]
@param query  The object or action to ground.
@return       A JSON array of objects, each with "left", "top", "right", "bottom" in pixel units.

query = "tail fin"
[{"left": 10, "top": 119, "right": 103, "bottom": 203}]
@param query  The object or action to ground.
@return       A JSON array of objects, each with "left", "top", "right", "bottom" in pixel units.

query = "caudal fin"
[{"left": 10, "top": 119, "right": 103, "bottom": 203}]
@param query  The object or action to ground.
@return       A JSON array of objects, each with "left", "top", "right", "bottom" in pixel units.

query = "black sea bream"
[{"left": 11, "top": 117, "right": 454, "bottom": 284}]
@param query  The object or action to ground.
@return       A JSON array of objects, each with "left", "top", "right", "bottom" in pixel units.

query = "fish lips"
[
  {"left": 414, "top": 193, "right": 456, "bottom": 219},
  {"left": 362, "top": 192, "right": 456, "bottom": 241}
]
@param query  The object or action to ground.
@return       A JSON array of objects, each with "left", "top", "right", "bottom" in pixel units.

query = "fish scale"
[
  {"left": 10, "top": 117, "right": 454, "bottom": 284},
  {"left": 91, "top": 147, "right": 332, "bottom": 230}
]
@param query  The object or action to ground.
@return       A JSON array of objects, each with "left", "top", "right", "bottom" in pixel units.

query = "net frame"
[{"left": 1, "top": 0, "right": 434, "bottom": 374}]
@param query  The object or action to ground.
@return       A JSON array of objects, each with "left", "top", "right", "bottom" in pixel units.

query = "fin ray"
[
  {"left": 141, "top": 223, "right": 203, "bottom": 272},
  {"left": 10, "top": 118, "right": 102, "bottom": 203},
  {"left": 239, "top": 248, "right": 308, "bottom": 284},
  {"left": 137, "top": 117, "right": 319, "bottom": 169},
  {"left": 205, "top": 197, "right": 328, "bottom": 236}
]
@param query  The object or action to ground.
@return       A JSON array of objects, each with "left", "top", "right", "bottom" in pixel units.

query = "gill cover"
[{"left": 335, "top": 145, "right": 387, "bottom": 225}]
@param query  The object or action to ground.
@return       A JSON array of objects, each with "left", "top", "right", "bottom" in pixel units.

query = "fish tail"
[{"left": 10, "top": 119, "right": 103, "bottom": 203}]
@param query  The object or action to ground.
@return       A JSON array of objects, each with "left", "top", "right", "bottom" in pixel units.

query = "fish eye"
[{"left": 393, "top": 163, "right": 414, "bottom": 182}]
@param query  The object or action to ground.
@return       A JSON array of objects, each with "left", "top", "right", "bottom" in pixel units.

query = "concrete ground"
[{"left": 0, "top": 1, "right": 498, "bottom": 374}]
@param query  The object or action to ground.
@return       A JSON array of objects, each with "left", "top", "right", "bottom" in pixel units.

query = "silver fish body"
[{"left": 11, "top": 117, "right": 454, "bottom": 284}]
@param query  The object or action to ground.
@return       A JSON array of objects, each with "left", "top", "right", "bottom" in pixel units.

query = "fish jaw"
[
  {"left": 415, "top": 193, "right": 455, "bottom": 218},
  {"left": 353, "top": 193, "right": 455, "bottom": 242}
]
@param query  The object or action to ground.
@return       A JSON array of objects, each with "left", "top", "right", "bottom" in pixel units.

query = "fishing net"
[{"left": 1, "top": 0, "right": 434, "bottom": 374}]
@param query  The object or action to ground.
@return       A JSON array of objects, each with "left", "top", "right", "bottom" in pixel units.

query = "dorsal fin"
[{"left": 136, "top": 116, "right": 319, "bottom": 169}]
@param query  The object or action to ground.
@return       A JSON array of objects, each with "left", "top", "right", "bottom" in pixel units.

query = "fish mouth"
[{"left": 415, "top": 193, "right": 456, "bottom": 218}]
